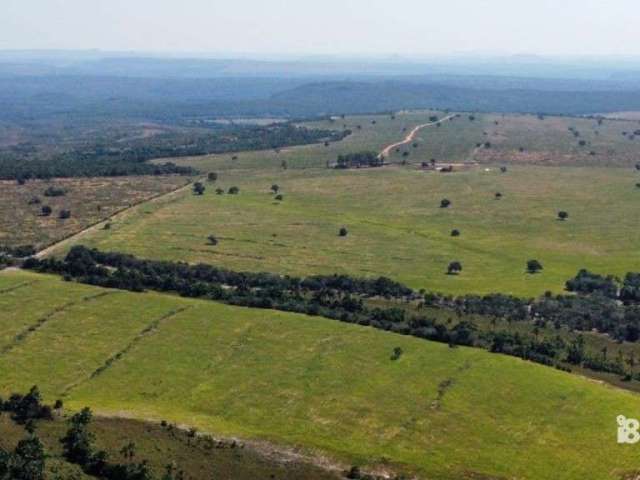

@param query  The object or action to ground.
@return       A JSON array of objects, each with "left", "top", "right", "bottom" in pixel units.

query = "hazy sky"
[{"left": 2, "top": 0, "right": 640, "bottom": 56}]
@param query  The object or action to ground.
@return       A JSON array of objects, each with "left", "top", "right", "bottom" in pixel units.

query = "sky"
[{"left": 2, "top": 0, "right": 640, "bottom": 57}]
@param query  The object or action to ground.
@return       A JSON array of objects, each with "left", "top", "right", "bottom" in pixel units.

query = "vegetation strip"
[
  {"left": 0, "top": 291, "right": 118, "bottom": 356},
  {"left": 62, "top": 306, "right": 191, "bottom": 396}
]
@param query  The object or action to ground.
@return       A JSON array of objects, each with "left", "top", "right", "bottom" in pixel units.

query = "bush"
[
  {"left": 339, "top": 227, "right": 348, "bottom": 237},
  {"left": 440, "top": 199, "right": 451, "bottom": 208},
  {"left": 41, "top": 205, "right": 52, "bottom": 217},
  {"left": 59, "top": 210, "right": 71, "bottom": 220},
  {"left": 44, "top": 186, "right": 66, "bottom": 197},
  {"left": 527, "top": 259, "right": 543, "bottom": 274},
  {"left": 447, "top": 261, "right": 463, "bottom": 275}
]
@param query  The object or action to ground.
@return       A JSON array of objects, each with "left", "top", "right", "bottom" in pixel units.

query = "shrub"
[
  {"left": 44, "top": 186, "right": 66, "bottom": 197},
  {"left": 451, "top": 229, "right": 460, "bottom": 237},
  {"left": 558, "top": 211, "right": 569, "bottom": 221},
  {"left": 228, "top": 186, "right": 240, "bottom": 195},
  {"left": 40, "top": 206, "right": 52, "bottom": 216},
  {"left": 59, "top": 210, "right": 71, "bottom": 220},
  {"left": 447, "top": 261, "right": 463, "bottom": 275},
  {"left": 440, "top": 199, "right": 451, "bottom": 208},
  {"left": 527, "top": 259, "right": 543, "bottom": 274},
  {"left": 193, "top": 182, "right": 205, "bottom": 195},
  {"left": 339, "top": 227, "right": 348, "bottom": 237}
]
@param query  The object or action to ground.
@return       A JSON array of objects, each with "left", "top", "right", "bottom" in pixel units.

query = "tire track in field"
[
  {"left": 61, "top": 306, "right": 191, "bottom": 396},
  {"left": 0, "top": 280, "right": 38, "bottom": 295},
  {"left": 0, "top": 291, "right": 118, "bottom": 356}
]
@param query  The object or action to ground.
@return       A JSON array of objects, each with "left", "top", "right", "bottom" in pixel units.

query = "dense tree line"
[
  {"left": 0, "top": 124, "right": 349, "bottom": 180},
  {"left": 335, "top": 151, "right": 382, "bottom": 169}
]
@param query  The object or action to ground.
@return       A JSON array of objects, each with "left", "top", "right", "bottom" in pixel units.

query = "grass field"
[
  {"left": 1, "top": 270, "right": 640, "bottom": 479},
  {"left": 167, "top": 112, "right": 640, "bottom": 172},
  {"left": 51, "top": 163, "right": 640, "bottom": 297},
  {"left": 0, "top": 175, "right": 189, "bottom": 249}
]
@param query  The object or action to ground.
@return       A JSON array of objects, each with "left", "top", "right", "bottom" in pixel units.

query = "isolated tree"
[
  {"left": 500, "top": 166, "right": 508, "bottom": 173},
  {"left": 558, "top": 211, "right": 569, "bottom": 221},
  {"left": 215, "top": 188, "right": 224, "bottom": 195},
  {"left": 228, "top": 186, "right": 239, "bottom": 195},
  {"left": 207, "top": 235, "right": 218, "bottom": 246},
  {"left": 271, "top": 184, "right": 280, "bottom": 194},
  {"left": 484, "top": 142, "right": 492, "bottom": 149},
  {"left": 447, "top": 261, "right": 463, "bottom": 275},
  {"left": 193, "top": 182, "right": 205, "bottom": 195},
  {"left": 40, "top": 206, "right": 52, "bottom": 217},
  {"left": 526, "top": 259, "right": 543, "bottom": 274},
  {"left": 451, "top": 229, "right": 461, "bottom": 237},
  {"left": 390, "top": 347, "right": 403, "bottom": 361},
  {"left": 275, "top": 194, "right": 284, "bottom": 201},
  {"left": 207, "top": 172, "right": 218, "bottom": 182},
  {"left": 440, "top": 199, "right": 451, "bottom": 208},
  {"left": 339, "top": 227, "right": 348, "bottom": 237},
  {"left": 58, "top": 210, "right": 71, "bottom": 220},
  {"left": 495, "top": 192, "right": 503, "bottom": 199}
]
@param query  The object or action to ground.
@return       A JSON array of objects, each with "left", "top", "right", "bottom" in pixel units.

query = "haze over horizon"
[{"left": 3, "top": 0, "right": 640, "bottom": 57}]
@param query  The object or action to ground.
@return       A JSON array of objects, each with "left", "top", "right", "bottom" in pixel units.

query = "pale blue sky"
[{"left": 2, "top": 0, "right": 639, "bottom": 56}]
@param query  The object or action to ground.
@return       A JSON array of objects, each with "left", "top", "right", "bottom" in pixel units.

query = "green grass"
[
  {"left": 1, "top": 270, "right": 640, "bottom": 479},
  {"left": 51, "top": 164, "right": 640, "bottom": 297}
]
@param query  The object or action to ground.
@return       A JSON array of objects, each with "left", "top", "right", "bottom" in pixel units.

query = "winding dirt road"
[{"left": 379, "top": 113, "right": 457, "bottom": 158}]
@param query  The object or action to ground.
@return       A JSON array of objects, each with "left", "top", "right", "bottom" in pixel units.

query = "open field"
[
  {"left": 0, "top": 175, "right": 190, "bottom": 249},
  {"left": 165, "top": 111, "right": 444, "bottom": 171},
  {"left": 1, "top": 270, "right": 640, "bottom": 479},
  {"left": 166, "top": 112, "right": 640, "bottom": 172},
  {"left": 49, "top": 164, "right": 640, "bottom": 297}
]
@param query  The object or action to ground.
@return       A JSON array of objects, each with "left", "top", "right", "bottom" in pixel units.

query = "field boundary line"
[
  {"left": 61, "top": 306, "right": 191, "bottom": 396},
  {"left": 0, "top": 291, "right": 118, "bottom": 355},
  {"left": 34, "top": 177, "right": 198, "bottom": 259}
]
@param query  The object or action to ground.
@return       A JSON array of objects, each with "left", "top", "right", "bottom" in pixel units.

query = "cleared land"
[
  {"left": 168, "top": 112, "right": 640, "bottom": 172},
  {"left": 49, "top": 164, "right": 640, "bottom": 297},
  {"left": 0, "top": 270, "right": 639, "bottom": 480},
  {"left": 0, "top": 175, "right": 190, "bottom": 249}
]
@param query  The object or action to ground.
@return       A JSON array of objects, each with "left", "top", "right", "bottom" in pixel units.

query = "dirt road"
[
  {"left": 34, "top": 179, "right": 196, "bottom": 259},
  {"left": 379, "top": 114, "right": 457, "bottom": 159}
]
